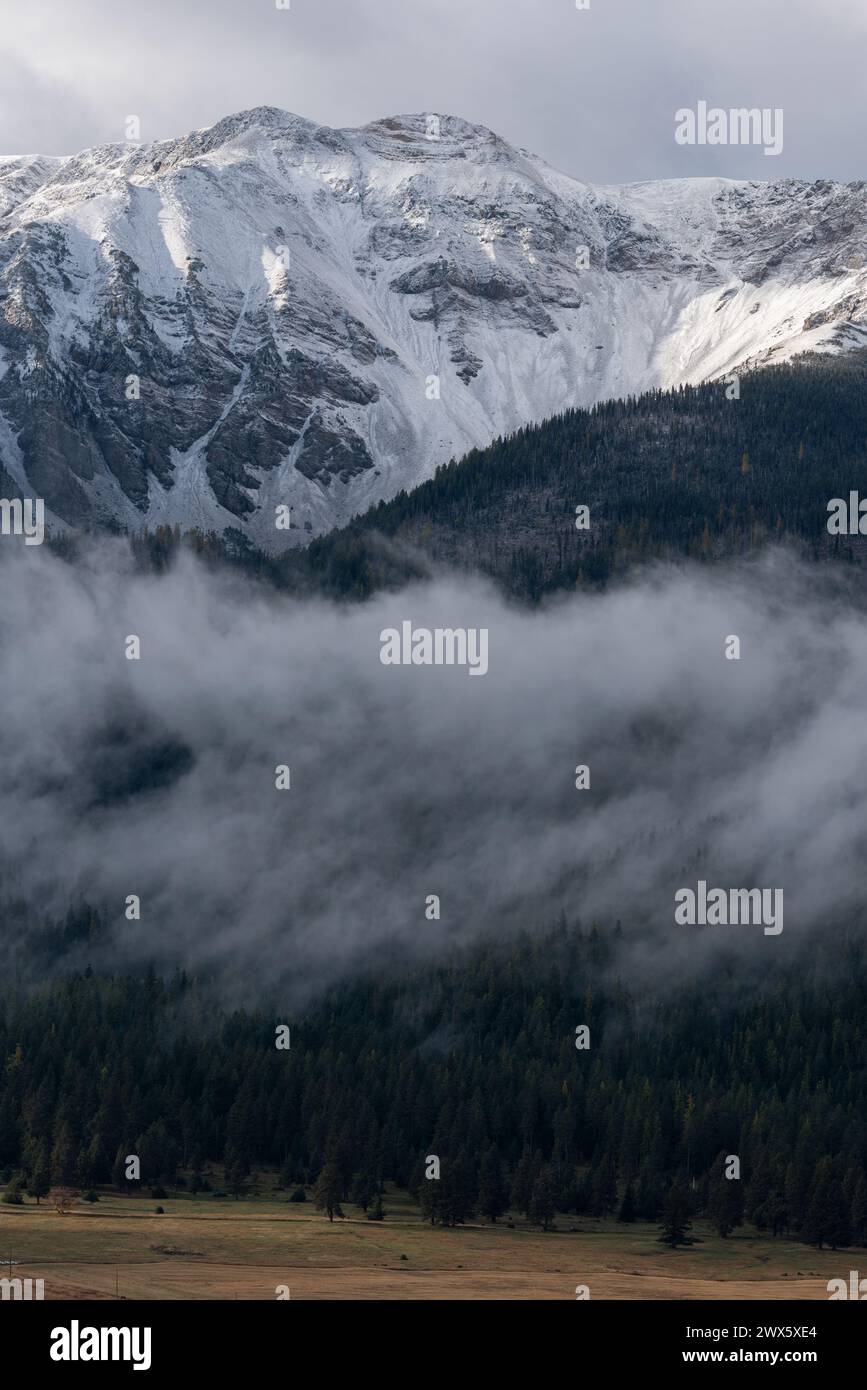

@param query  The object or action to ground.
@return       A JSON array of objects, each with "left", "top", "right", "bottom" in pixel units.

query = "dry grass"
[{"left": 2, "top": 1187, "right": 860, "bottom": 1300}]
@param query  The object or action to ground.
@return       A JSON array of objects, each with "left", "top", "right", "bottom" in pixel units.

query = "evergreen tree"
[
  {"left": 617, "top": 1183, "right": 636, "bottom": 1223},
  {"left": 27, "top": 1145, "right": 51, "bottom": 1207},
  {"left": 441, "top": 1152, "right": 476, "bottom": 1227},
  {"left": 350, "top": 1169, "right": 376, "bottom": 1211},
  {"left": 765, "top": 1189, "right": 788, "bottom": 1238},
  {"left": 659, "top": 1179, "right": 692, "bottom": 1248},
  {"left": 312, "top": 1161, "right": 344, "bottom": 1222},
  {"left": 478, "top": 1147, "right": 508, "bottom": 1223},
  {"left": 636, "top": 1167, "right": 662, "bottom": 1221},
  {"left": 419, "top": 1173, "right": 445, "bottom": 1226},
  {"left": 850, "top": 1173, "right": 867, "bottom": 1245},
  {"left": 510, "top": 1148, "right": 536, "bottom": 1217},
  {"left": 745, "top": 1154, "right": 771, "bottom": 1229},
  {"left": 707, "top": 1154, "right": 744, "bottom": 1238},
  {"left": 51, "top": 1119, "right": 78, "bottom": 1186},
  {"left": 590, "top": 1158, "right": 617, "bottom": 1217},
  {"left": 804, "top": 1161, "right": 851, "bottom": 1250},
  {"left": 529, "top": 1165, "right": 557, "bottom": 1231}
]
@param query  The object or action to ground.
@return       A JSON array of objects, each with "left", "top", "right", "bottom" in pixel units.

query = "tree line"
[{"left": 1, "top": 919, "right": 865, "bottom": 1248}]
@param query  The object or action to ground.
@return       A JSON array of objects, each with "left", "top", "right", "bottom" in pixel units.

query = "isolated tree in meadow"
[
  {"left": 659, "top": 1179, "right": 692, "bottom": 1248},
  {"left": 27, "top": 1171, "right": 50, "bottom": 1207},
  {"left": 312, "top": 1161, "right": 344, "bottom": 1222},
  {"left": 27, "top": 1144, "right": 52, "bottom": 1207}
]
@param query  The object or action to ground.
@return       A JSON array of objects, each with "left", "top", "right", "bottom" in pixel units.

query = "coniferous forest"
[{"left": 1, "top": 920, "right": 866, "bottom": 1247}]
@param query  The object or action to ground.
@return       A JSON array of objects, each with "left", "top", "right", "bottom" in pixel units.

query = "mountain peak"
[
  {"left": 2, "top": 107, "right": 867, "bottom": 550},
  {"left": 353, "top": 112, "right": 513, "bottom": 162}
]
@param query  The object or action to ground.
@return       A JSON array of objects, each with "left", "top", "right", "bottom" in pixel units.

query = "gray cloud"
[
  {"left": 0, "top": 0, "right": 865, "bottom": 180},
  {"left": 1, "top": 542, "right": 865, "bottom": 1001}
]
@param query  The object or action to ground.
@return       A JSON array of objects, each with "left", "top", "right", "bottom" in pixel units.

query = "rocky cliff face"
[{"left": 1, "top": 108, "right": 866, "bottom": 545}]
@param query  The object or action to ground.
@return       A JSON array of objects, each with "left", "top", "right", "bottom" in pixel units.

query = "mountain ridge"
[{"left": 2, "top": 106, "right": 867, "bottom": 545}]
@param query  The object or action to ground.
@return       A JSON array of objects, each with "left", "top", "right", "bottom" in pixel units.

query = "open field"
[{"left": 1, "top": 1186, "right": 862, "bottom": 1300}]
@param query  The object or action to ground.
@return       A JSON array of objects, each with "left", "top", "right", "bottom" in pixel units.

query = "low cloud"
[{"left": 0, "top": 542, "right": 864, "bottom": 1000}]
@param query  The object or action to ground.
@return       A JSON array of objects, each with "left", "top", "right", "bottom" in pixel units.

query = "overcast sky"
[{"left": 0, "top": 0, "right": 865, "bottom": 183}]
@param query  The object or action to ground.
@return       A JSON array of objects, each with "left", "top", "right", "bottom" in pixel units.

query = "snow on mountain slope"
[{"left": 1, "top": 107, "right": 866, "bottom": 546}]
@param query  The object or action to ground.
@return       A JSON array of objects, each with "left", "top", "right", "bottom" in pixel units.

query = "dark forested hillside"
[
  {"left": 263, "top": 351, "right": 867, "bottom": 601},
  {"left": 2, "top": 924, "right": 866, "bottom": 1244},
  {"left": 103, "top": 351, "right": 867, "bottom": 602}
]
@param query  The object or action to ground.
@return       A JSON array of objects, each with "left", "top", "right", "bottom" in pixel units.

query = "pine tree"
[
  {"left": 27, "top": 1144, "right": 52, "bottom": 1207},
  {"left": 745, "top": 1153, "right": 771, "bottom": 1229},
  {"left": 804, "top": 1160, "right": 851, "bottom": 1251},
  {"left": 441, "top": 1152, "right": 476, "bottom": 1227},
  {"left": 478, "top": 1146, "right": 508, "bottom": 1223},
  {"left": 850, "top": 1173, "right": 867, "bottom": 1245},
  {"left": 350, "top": 1169, "right": 376, "bottom": 1211},
  {"left": 51, "top": 1119, "right": 78, "bottom": 1186},
  {"left": 636, "top": 1167, "right": 662, "bottom": 1221},
  {"left": 590, "top": 1158, "right": 617, "bottom": 1216},
  {"left": 765, "top": 1189, "right": 788, "bottom": 1238},
  {"left": 312, "top": 1161, "right": 344, "bottom": 1222},
  {"left": 528, "top": 1166, "right": 557, "bottom": 1231},
  {"left": 659, "top": 1179, "right": 692, "bottom": 1247},
  {"left": 617, "top": 1183, "right": 636, "bottom": 1223},
  {"left": 785, "top": 1156, "right": 811, "bottom": 1231},
  {"left": 510, "top": 1148, "right": 536, "bottom": 1217},
  {"left": 707, "top": 1154, "right": 744, "bottom": 1238},
  {"left": 420, "top": 1172, "right": 446, "bottom": 1225}
]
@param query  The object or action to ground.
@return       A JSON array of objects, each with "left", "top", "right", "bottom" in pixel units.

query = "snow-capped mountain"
[{"left": 2, "top": 107, "right": 867, "bottom": 545}]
